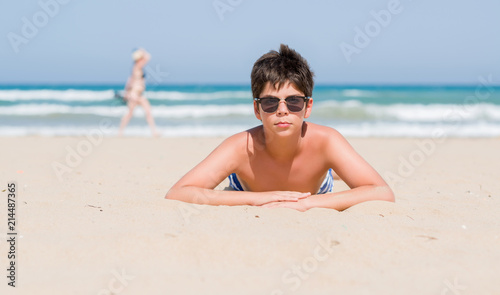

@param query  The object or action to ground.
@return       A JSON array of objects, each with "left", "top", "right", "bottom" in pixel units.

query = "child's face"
[{"left": 254, "top": 81, "right": 313, "bottom": 135}]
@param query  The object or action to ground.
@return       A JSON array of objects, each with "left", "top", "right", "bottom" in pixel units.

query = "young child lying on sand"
[{"left": 166, "top": 44, "right": 394, "bottom": 211}]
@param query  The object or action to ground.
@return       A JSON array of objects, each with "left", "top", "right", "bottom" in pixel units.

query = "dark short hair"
[{"left": 251, "top": 44, "right": 314, "bottom": 98}]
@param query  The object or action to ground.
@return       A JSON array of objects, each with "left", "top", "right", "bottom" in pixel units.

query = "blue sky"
[{"left": 1, "top": 0, "right": 499, "bottom": 85}]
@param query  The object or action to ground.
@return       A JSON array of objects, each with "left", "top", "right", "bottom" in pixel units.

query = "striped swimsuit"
[{"left": 228, "top": 168, "right": 334, "bottom": 194}]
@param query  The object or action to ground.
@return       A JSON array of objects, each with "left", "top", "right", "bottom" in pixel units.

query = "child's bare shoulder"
[
  {"left": 218, "top": 126, "right": 263, "bottom": 155},
  {"left": 305, "top": 122, "right": 345, "bottom": 143},
  {"left": 305, "top": 123, "right": 353, "bottom": 165}
]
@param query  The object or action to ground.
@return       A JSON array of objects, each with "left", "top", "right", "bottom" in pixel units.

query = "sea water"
[{"left": 1, "top": 84, "right": 500, "bottom": 137}]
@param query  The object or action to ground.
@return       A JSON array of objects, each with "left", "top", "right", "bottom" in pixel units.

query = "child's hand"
[
  {"left": 261, "top": 199, "right": 310, "bottom": 212},
  {"left": 254, "top": 191, "right": 311, "bottom": 206}
]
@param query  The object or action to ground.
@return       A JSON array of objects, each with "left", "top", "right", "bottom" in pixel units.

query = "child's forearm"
[
  {"left": 306, "top": 185, "right": 394, "bottom": 211},
  {"left": 165, "top": 186, "right": 259, "bottom": 206},
  {"left": 166, "top": 186, "right": 310, "bottom": 207}
]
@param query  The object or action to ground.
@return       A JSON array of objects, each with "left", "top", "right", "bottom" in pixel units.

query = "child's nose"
[{"left": 276, "top": 100, "right": 289, "bottom": 115}]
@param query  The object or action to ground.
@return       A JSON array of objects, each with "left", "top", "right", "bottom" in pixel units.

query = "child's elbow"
[
  {"left": 378, "top": 185, "right": 395, "bottom": 202},
  {"left": 165, "top": 186, "right": 192, "bottom": 202},
  {"left": 164, "top": 189, "right": 177, "bottom": 200}
]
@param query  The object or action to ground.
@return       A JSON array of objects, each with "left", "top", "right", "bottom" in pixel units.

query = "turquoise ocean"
[{"left": 1, "top": 84, "right": 500, "bottom": 137}]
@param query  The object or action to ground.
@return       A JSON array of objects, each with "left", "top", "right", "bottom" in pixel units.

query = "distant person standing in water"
[{"left": 119, "top": 48, "right": 159, "bottom": 136}]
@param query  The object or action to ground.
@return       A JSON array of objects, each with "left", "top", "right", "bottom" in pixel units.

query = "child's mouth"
[{"left": 276, "top": 122, "right": 291, "bottom": 128}]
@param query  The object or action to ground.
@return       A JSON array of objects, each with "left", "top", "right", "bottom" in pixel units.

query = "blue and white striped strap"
[{"left": 317, "top": 168, "right": 335, "bottom": 194}]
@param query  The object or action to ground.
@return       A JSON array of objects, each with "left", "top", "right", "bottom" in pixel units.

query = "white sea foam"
[
  {"left": 144, "top": 90, "right": 251, "bottom": 100},
  {"left": 0, "top": 90, "right": 115, "bottom": 101},
  {"left": 312, "top": 101, "right": 500, "bottom": 122},
  {"left": 2, "top": 96, "right": 500, "bottom": 137},
  {"left": 0, "top": 104, "right": 254, "bottom": 118},
  {"left": 3, "top": 101, "right": 500, "bottom": 122},
  {"left": 0, "top": 89, "right": 251, "bottom": 102}
]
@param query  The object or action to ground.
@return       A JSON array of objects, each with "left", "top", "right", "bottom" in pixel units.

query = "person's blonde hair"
[{"left": 132, "top": 48, "right": 146, "bottom": 61}]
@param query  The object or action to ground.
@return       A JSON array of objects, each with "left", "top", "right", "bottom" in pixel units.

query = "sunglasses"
[{"left": 254, "top": 96, "right": 310, "bottom": 113}]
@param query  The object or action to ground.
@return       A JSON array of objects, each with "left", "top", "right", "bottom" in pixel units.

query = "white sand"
[{"left": 0, "top": 137, "right": 499, "bottom": 294}]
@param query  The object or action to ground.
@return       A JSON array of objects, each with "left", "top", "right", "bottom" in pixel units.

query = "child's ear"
[
  {"left": 254, "top": 100, "right": 262, "bottom": 120},
  {"left": 304, "top": 97, "right": 313, "bottom": 118}
]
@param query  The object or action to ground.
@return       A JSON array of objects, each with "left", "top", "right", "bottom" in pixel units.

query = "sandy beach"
[{"left": 0, "top": 136, "right": 499, "bottom": 294}]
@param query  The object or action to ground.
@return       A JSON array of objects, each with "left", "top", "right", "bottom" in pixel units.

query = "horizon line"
[{"left": 1, "top": 82, "right": 499, "bottom": 88}]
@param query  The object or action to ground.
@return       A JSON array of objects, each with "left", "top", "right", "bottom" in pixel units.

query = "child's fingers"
[
  {"left": 273, "top": 191, "right": 311, "bottom": 202},
  {"left": 297, "top": 192, "right": 311, "bottom": 199},
  {"left": 283, "top": 192, "right": 310, "bottom": 200}
]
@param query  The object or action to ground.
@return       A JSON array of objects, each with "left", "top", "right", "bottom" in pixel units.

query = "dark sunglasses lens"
[
  {"left": 286, "top": 97, "right": 305, "bottom": 112},
  {"left": 259, "top": 96, "right": 306, "bottom": 113},
  {"left": 261, "top": 98, "right": 279, "bottom": 112}
]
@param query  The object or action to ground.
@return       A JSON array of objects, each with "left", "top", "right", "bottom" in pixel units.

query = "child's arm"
[
  {"left": 165, "top": 134, "right": 310, "bottom": 206},
  {"left": 264, "top": 184, "right": 394, "bottom": 211},
  {"left": 264, "top": 129, "right": 394, "bottom": 211}
]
